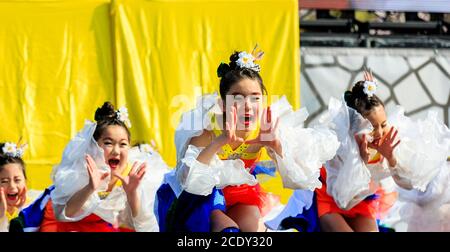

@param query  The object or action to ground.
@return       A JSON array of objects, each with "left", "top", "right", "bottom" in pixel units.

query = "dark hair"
[
  {"left": 93, "top": 102, "right": 131, "bottom": 141},
  {"left": 344, "top": 81, "right": 384, "bottom": 116},
  {"left": 217, "top": 51, "right": 267, "bottom": 100},
  {"left": 0, "top": 143, "right": 26, "bottom": 180}
]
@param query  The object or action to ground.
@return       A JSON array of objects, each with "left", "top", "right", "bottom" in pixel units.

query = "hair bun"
[
  {"left": 344, "top": 90, "right": 353, "bottom": 104},
  {"left": 217, "top": 62, "right": 231, "bottom": 78},
  {"left": 352, "top": 81, "right": 369, "bottom": 99},
  {"left": 94, "top": 102, "right": 116, "bottom": 122},
  {"left": 0, "top": 142, "right": 6, "bottom": 156},
  {"left": 228, "top": 51, "right": 241, "bottom": 70},
  {"left": 216, "top": 51, "right": 241, "bottom": 78}
]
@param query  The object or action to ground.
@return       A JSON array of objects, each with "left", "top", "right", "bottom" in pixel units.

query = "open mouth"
[
  {"left": 108, "top": 158, "right": 120, "bottom": 169},
  {"left": 7, "top": 193, "right": 18, "bottom": 201},
  {"left": 372, "top": 138, "right": 381, "bottom": 146},
  {"left": 240, "top": 114, "right": 254, "bottom": 127}
]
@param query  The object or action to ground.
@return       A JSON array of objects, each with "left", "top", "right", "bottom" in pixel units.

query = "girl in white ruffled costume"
[
  {"left": 267, "top": 70, "right": 449, "bottom": 232},
  {"left": 155, "top": 48, "right": 339, "bottom": 232},
  {"left": 0, "top": 141, "right": 30, "bottom": 232},
  {"left": 50, "top": 102, "right": 163, "bottom": 232},
  {"left": 315, "top": 71, "right": 449, "bottom": 231}
]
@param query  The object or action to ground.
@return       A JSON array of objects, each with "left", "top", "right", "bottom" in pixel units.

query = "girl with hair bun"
[
  {"left": 156, "top": 47, "right": 339, "bottom": 232},
  {"left": 313, "top": 70, "right": 450, "bottom": 231},
  {"left": 49, "top": 101, "right": 161, "bottom": 232},
  {"left": 0, "top": 141, "right": 29, "bottom": 231}
]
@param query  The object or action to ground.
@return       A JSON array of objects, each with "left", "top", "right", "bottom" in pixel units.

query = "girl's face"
[
  {"left": 224, "top": 78, "right": 263, "bottom": 132},
  {"left": 0, "top": 163, "right": 26, "bottom": 207},
  {"left": 365, "top": 105, "right": 390, "bottom": 146},
  {"left": 97, "top": 125, "right": 130, "bottom": 172}
]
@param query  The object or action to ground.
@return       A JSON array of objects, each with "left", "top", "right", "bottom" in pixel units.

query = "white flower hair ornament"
[
  {"left": 2, "top": 142, "right": 27, "bottom": 158},
  {"left": 236, "top": 52, "right": 259, "bottom": 71},
  {"left": 363, "top": 80, "right": 378, "bottom": 97},
  {"left": 217, "top": 45, "right": 264, "bottom": 77},
  {"left": 235, "top": 45, "right": 264, "bottom": 73},
  {"left": 116, "top": 106, "right": 132, "bottom": 128}
]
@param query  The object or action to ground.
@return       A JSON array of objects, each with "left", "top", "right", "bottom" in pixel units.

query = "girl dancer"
[
  {"left": 317, "top": 70, "right": 449, "bottom": 231},
  {"left": 0, "top": 141, "right": 29, "bottom": 231},
  {"left": 267, "top": 70, "right": 449, "bottom": 232},
  {"left": 50, "top": 102, "right": 160, "bottom": 231},
  {"left": 156, "top": 48, "right": 339, "bottom": 232}
]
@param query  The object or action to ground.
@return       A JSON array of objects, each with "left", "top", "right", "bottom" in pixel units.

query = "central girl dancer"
[{"left": 156, "top": 48, "right": 339, "bottom": 232}]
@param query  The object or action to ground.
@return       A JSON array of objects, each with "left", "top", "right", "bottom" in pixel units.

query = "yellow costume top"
[
  {"left": 368, "top": 148, "right": 382, "bottom": 164},
  {"left": 210, "top": 113, "right": 262, "bottom": 162},
  {"left": 97, "top": 163, "right": 133, "bottom": 200},
  {"left": 6, "top": 197, "right": 32, "bottom": 221}
]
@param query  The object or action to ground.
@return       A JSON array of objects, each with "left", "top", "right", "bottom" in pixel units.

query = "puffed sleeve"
[
  {"left": 269, "top": 96, "right": 340, "bottom": 191},
  {"left": 51, "top": 120, "right": 110, "bottom": 222},
  {"left": 387, "top": 106, "right": 450, "bottom": 191}
]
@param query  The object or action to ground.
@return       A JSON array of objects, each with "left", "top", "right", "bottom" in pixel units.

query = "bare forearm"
[
  {"left": 196, "top": 139, "right": 224, "bottom": 165},
  {"left": 270, "top": 140, "right": 283, "bottom": 157},
  {"left": 392, "top": 174, "right": 413, "bottom": 190},
  {"left": 65, "top": 185, "right": 95, "bottom": 218},
  {"left": 266, "top": 141, "right": 283, "bottom": 169},
  {"left": 266, "top": 140, "right": 283, "bottom": 159},
  {"left": 126, "top": 191, "right": 140, "bottom": 218},
  {"left": 387, "top": 156, "right": 397, "bottom": 168}
]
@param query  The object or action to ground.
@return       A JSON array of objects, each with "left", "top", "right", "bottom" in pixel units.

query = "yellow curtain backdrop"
[
  {"left": 0, "top": 0, "right": 115, "bottom": 189},
  {"left": 112, "top": 0, "right": 299, "bottom": 202},
  {"left": 0, "top": 0, "right": 299, "bottom": 203}
]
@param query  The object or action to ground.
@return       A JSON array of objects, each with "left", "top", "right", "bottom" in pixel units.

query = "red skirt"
[
  {"left": 41, "top": 200, "right": 134, "bottom": 232},
  {"left": 57, "top": 213, "right": 134, "bottom": 232},
  {"left": 221, "top": 156, "right": 280, "bottom": 216},
  {"left": 39, "top": 200, "right": 58, "bottom": 232},
  {"left": 222, "top": 183, "right": 280, "bottom": 216},
  {"left": 223, "top": 184, "right": 264, "bottom": 210},
  {"left": 315, "top": 167, "right": 396, "bottom": 219}
]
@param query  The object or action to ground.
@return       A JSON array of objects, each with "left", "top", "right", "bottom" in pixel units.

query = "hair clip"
[
  {"left": 363, "top": 80, "right": 377, "bottom": 97},
  {"left": 116, "top": 107, "right": 132, "bottom": 128},
  {"left": 2, "top": 141, "right": 27, "bottom": 158}
]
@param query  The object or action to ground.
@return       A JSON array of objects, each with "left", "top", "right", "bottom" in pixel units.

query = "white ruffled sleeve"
[
  {"left": 50, "top": 120, "right": 111, "bottom": 222},
  {"left": 269, "top": 96, "right": 340, "bottom": 191},
  {"left": 179, "top": 145, "right": 257, "bottom": 196},
  {"left": 320, "top": 97, "right": 376, "bottom": 210},
  {"left": 178, "top": 145, "right": 220, "bottom": 196},
  {"left": 381, "top": 163, "right": 450, "bottom": 231},
  {"left": 388, "top": 106, "right": 450, "bottom": 191},
  {"left": 396, "top": 162, "right": 450, "bottom": 207},
  {"left": 214, "top": 158, "right": 258, "bottom": 190},
  {"left": 171, "top": 94, "right": 220, "bottom": 196},
  {"left": 127, "top": 146, "right": 170, "bottom": 231}
]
